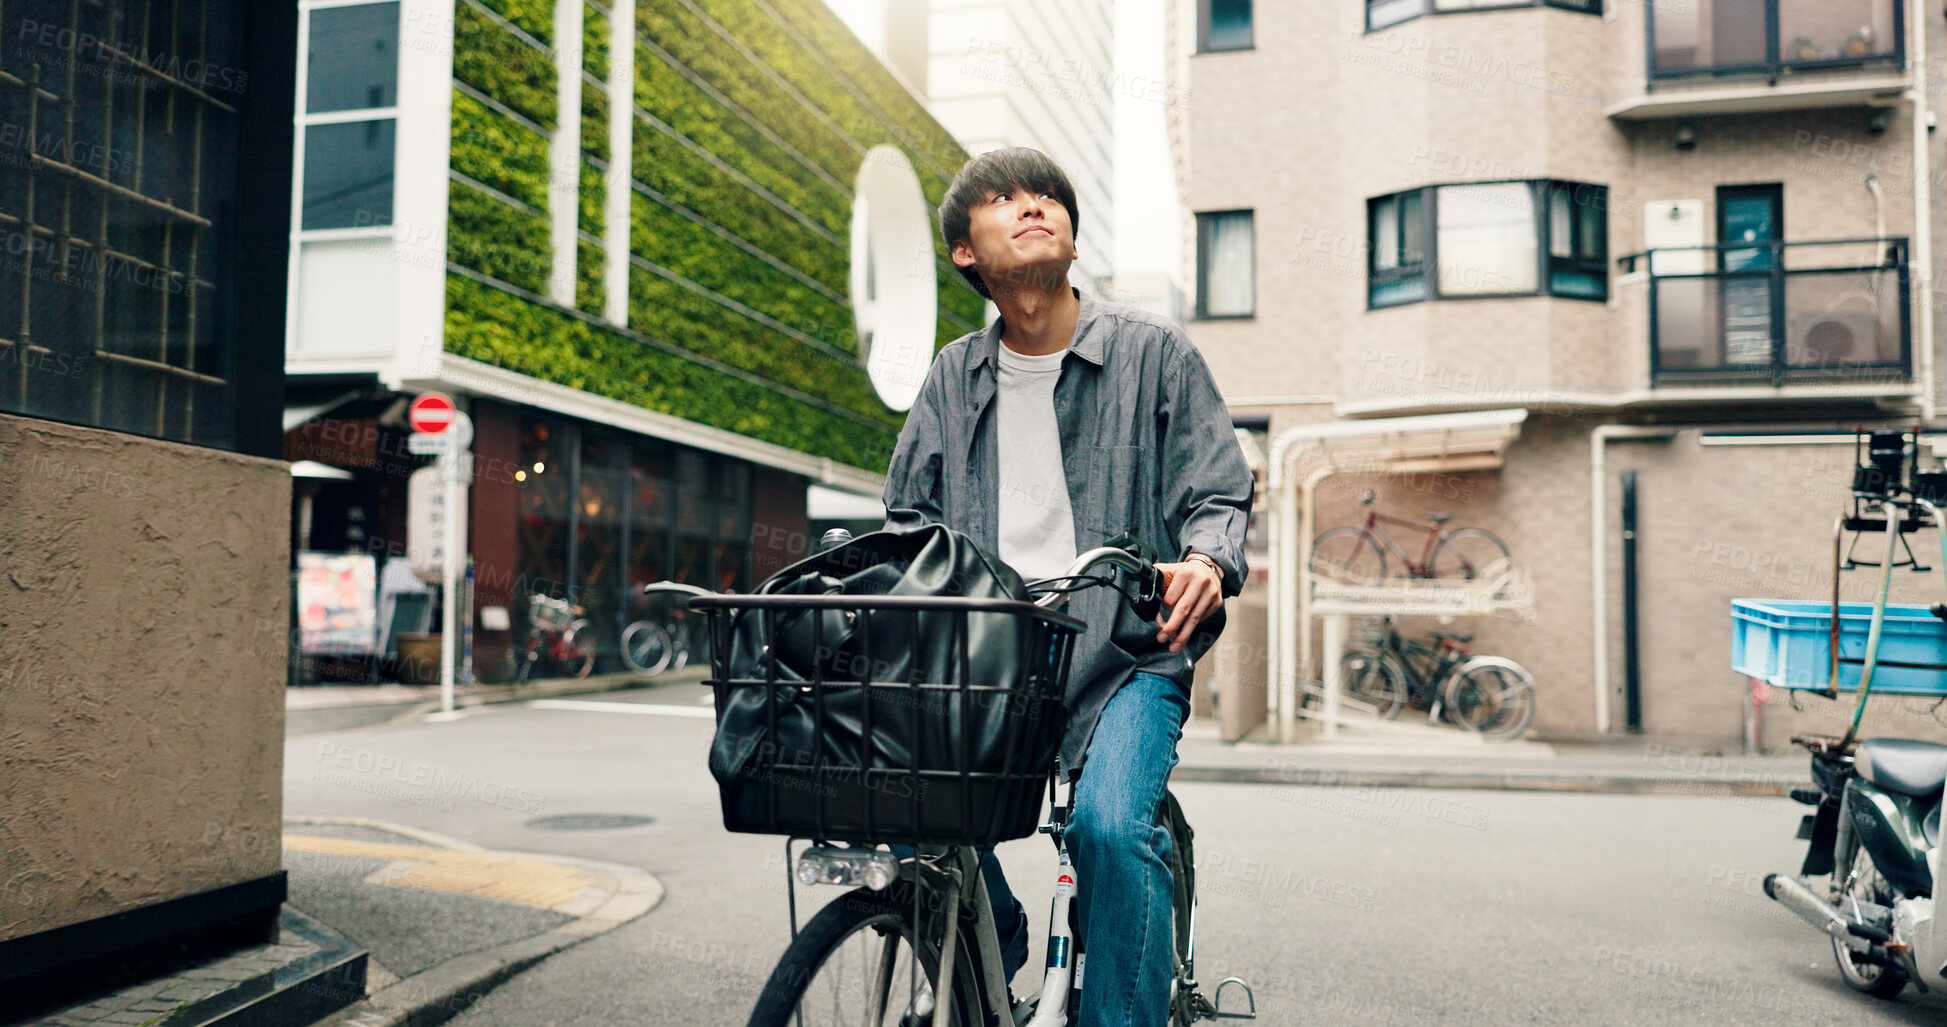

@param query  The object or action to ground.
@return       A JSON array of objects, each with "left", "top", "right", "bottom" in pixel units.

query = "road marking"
[
  {"left": 283, "top": 835, "right": 600, "bottom": 910},
  {"left": 524, "top": 699, "right": 715, "bottom": 719}
]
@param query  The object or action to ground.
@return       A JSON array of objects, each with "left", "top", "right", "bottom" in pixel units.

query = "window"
[
  {"left": 0, "top": 0, "right": 290, "bottom": 453},
  {"left": 1199, "top": 0, "right": 1252, "bottom": 52},
  {"left": 1546, "top": 182, "right": 1609, "bottom": 298},
  {"left": 1368, "top": 0, "right": 1598, "bottom": 32},
  {"left": 1436, "top": 183, "right": 1538, "bottom": 296},
  {"left": 1369, "top": 192, "right": 1428, "bottom": 306},
  {"left": 1197, "top": 211, "right": 1256, "bottom": 318},
  {"left": 1367, "top": 181, "right": 1608, "bottom": 307},
  {"left": 300, "top": 2, "right": 400, "bottom": 229}
]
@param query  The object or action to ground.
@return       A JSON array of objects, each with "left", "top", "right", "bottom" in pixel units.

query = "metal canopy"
[{"left": 1269, "top": 408, "right": 1528, "bottom": 485}]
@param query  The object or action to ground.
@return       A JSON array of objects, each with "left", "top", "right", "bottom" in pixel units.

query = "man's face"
[{"left": 951, "top": 185, "right": 1078, "bottom": 297}]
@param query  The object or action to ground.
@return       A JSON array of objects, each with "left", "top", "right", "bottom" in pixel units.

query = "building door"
[{"left": 1717, "top": 185, "right": 1782, "bottom": 368}]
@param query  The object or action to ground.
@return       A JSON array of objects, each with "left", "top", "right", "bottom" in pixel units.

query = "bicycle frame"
[
  {"left": 1372, "top": 621, "right": 1470, "bottom": 724},
  {"left": 1356, "top": 510, "right": 1450, "bottom": 578}
]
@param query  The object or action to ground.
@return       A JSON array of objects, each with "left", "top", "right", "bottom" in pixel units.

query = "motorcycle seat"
[{"left": 1856, "top": 738, "right": 1947, "bottom": 798}]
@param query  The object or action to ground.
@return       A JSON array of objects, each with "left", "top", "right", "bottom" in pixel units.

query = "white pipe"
[
  {"left": 1589, "top": 426, "right": 1681, "bottom": 734},
  {"left": 1866, "top": 173, "right": 1886, "bottom": 256},
  {"left": 1909, "top": 0, "right": 1935, "bottom": 423}
]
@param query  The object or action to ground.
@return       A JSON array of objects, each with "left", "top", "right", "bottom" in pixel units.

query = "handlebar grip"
[{"left": 644, "top": 581, "right": 713, "bottom": 607}]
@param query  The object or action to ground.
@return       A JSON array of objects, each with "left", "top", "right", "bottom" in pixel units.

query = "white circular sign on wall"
[{"left": 850, "top": 145, "right": 937, "bottom": 412}]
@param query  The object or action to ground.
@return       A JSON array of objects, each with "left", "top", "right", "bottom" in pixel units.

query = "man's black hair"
[{"left": 937, "top": 147, "right": 1080, "bottom": 300}]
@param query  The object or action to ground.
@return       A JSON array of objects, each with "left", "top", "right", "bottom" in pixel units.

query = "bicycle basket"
[
  {"left": 527, "top": 595, "right": 576, "bottom": 631},
  {"left": 693, "top": 594, "right": 1082, "bottom": 847}
]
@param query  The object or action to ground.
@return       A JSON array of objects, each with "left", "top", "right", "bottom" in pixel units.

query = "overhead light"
[
  {"left": 1673, "top": 123, "right": 1697, "bottom": 151},
  {"left": 1869, "top": 108, "right": 1893, "bottom": 134}
]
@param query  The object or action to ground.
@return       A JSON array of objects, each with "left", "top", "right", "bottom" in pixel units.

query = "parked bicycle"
[
  {"left": 1309, "top": 490, "right": 1509, "bottom": 584},
  {"left": 651, "top": 532, "right": 1256, "bottom": 1027},
  {"left": 517, "top": 593, "right": 594, "bottom": 683},
  {"left": 619, "top": 616, "right": 687, "bottom": 677},
  {"left": 1327, "top": 617, "right": 1536, "bottom": 741}
]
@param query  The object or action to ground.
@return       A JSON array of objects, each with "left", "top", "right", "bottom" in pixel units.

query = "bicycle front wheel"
[
  {"left": 1429, "top": 528, "right": 1509, "bottom": 581},
  {"left": 620, "top": 620, "right": 672, "bottom": 677},
  {"left": 1310, "top": 528, "right": 1386, "bottom": 585},
  {"left": 746, "top": 883, "right": 982, "bottom": 1027},
  {"left": 1337, "top": 650, "right": 1408, "bottom": 720},
  {"left": 1442, "top": 658, "right": 1535, "bottom": 740}
]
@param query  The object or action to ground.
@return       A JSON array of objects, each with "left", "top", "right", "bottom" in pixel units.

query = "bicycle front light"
[{"left": 795, "top": 847, "right": 899, "bottom": 890}]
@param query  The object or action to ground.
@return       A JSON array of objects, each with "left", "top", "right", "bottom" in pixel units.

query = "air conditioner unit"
[{"left": 1791, "top": 311, "right": 1882, "bottom": 366}]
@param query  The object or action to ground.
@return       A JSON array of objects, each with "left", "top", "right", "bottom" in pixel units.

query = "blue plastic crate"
[{"left": 1731, "top": 599, "right": 1947, "bottom": 695}]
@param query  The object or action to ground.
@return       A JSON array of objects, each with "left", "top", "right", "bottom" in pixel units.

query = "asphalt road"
[{"left": 284, "top": 684, "right": 1947, "bottom": 1026}]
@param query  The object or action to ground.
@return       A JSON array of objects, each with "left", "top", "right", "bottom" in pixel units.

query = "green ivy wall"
[{"left": 444, "top": 0, "right": 986, "bottom": 474}]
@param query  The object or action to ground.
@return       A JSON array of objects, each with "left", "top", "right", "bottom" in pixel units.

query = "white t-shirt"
[{"left": 995, "top": 342, "right": 1079, "bottom": 582}]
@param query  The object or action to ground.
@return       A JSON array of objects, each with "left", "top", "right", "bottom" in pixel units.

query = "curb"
[
  {"left": 1171, "top": 764, "right": 1809, "bottom": 796},
  {"left": 290, "top": 817, "right": 664, "bottom": 1027}
]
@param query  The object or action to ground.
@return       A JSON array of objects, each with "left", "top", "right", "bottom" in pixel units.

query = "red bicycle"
[
  {"left": 517, "top": 593, "right": 595, "bottom": 682},
  {"left": 1309, "top": 490, "right": 1509, "bottom": 584}
]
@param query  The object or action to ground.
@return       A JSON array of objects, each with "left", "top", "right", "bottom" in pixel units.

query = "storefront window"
[
  {"left": 577, "top": 428, "right": 627, "bottom": 667},
  {"left": 517, "top": 418, "right": 573, "bottom": 642}
]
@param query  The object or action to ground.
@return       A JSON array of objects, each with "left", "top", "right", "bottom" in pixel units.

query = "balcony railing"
[
  {"left": 1649, "top": 0, "right": 1903, "bottom": 82},
  {"left": 1618, "top": 238, "right": 1910, "bottom": 385}
]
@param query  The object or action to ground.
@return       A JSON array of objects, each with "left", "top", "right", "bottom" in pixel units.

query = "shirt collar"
[{"left": 968, "top": 287, "right": 1106, "bottom": 372}]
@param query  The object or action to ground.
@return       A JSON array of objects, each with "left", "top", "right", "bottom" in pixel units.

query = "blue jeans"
[{"left": 986, "top": 670, "right": 1191, "bottom": 1026}]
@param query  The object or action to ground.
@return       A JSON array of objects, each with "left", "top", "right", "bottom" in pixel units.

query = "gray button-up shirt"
[{"left": 882, "top": 288, "right": 1253, "bottom": 773}]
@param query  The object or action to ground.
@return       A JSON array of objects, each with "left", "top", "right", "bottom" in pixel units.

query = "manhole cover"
[{"left": 525, "top": 813, "right": 655, "bottom": 831}]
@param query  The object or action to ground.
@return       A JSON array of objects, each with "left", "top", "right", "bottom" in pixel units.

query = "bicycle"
[
  {"left": 516, "top": 593, "right": 594, "bottom": 683},
  {"left": 619, "top": 609, "right": 690, "bottom": 677},
  {"left": 1330, "top": 617, "right": 1536, "bottom": 741},
  {"left": 1308, "top": 489, "right": 1509, "bottom": 584},
  {"left": 654, "top": 537, "right": 1257, "bottom": 1027}
]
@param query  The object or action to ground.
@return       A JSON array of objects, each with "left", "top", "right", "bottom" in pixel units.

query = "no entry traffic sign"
[{"left": 408, "top": 392, "right": 458, "bottom": 434}]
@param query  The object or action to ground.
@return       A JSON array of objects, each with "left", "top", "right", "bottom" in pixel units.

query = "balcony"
[
  {"left": 1620, "top": 238, "right": 1910, "bottom": 387},
  {"left": 1608, "top": 0, "right": 1907, "bottom": 120}
]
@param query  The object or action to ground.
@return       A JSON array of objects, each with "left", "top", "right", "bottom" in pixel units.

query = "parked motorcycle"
[
  {"left": 1768, "top": 732, "right": 1945, "bottom": 998},
  {"left": 1762, "top": 430, "right": 1947, "bottom": 999}
]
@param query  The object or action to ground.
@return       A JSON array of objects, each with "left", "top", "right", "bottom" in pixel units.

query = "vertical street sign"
[{"left": 406, "top": 393, "right": 473, "bottom": 718}]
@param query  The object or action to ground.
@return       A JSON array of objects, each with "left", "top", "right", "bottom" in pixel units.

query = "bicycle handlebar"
[{"left": 644, "top": 532, "right": 1162, "bottom": 616}]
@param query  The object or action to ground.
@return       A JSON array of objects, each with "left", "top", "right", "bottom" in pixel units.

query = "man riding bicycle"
[{"left": 883, "top": 147, "right": 1253, "bottom": 1026}]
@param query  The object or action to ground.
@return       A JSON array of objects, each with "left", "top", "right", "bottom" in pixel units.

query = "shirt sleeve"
[
  {"left": 1159, "top": 332, "right": 1253, "bottom": 597},
  {"left": 880, "top": 358, "right": 948, "bottom": 529}
]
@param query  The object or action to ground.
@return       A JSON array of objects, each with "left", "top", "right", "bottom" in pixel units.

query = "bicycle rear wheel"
[
  {"left": 620, "top": 620, "right": 673, "bottom": 677},
  {"left": 562, "top": 619, "right": 597, "bottom": 679},
  {"left": 1442, "top": 658, "right": 1535, "bottom": 740},
  {"left": 1429, "top": 528, "right": 1509, "bottom": 581},
  {"left": 1309, "top": 528, "right": 1386, "bottom": 585},
  {"left": 746, "top": 882, "right": 981, "bottom": 1027}
]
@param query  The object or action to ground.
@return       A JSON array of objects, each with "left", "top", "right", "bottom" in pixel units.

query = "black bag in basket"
[{"left": 706, "top": 522, "right": 1072, "bottom": 844}]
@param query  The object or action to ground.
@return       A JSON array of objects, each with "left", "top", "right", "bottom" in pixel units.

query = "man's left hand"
[{"left": 1155, "top": 560, "right": 1223, "bottom": 654}]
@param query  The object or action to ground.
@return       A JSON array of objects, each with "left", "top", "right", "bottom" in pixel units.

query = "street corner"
[
  {"left": 282, "top": 817, "right": 663, "bottom": 1026},
  {"left": 283, "top": 816, "right": 664, "bottom": 923}
]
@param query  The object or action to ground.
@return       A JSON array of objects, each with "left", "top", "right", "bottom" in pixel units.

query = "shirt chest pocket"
[{"left": 1081, "top": 445, "right": 1143, "bottom": 536}]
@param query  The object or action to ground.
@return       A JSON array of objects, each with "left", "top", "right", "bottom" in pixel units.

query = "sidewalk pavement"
[
  {"left": 15, "top": 819, "right": 660, "bottom": 1027},
  {"left": 286, "top": 818, "right": 662, "bottom": 1027}
]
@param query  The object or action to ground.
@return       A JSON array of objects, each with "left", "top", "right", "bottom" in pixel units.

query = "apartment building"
[
  {"left": 283, "top": 0, "right": 981, "bottom": 679},
  {"left": 1166, "top": 0, "right": 1947, "bottom": 748}
]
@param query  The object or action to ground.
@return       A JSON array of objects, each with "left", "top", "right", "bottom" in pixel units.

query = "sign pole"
[{"left": 437, "top": 412, "right": 473, "bottom": 717}]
